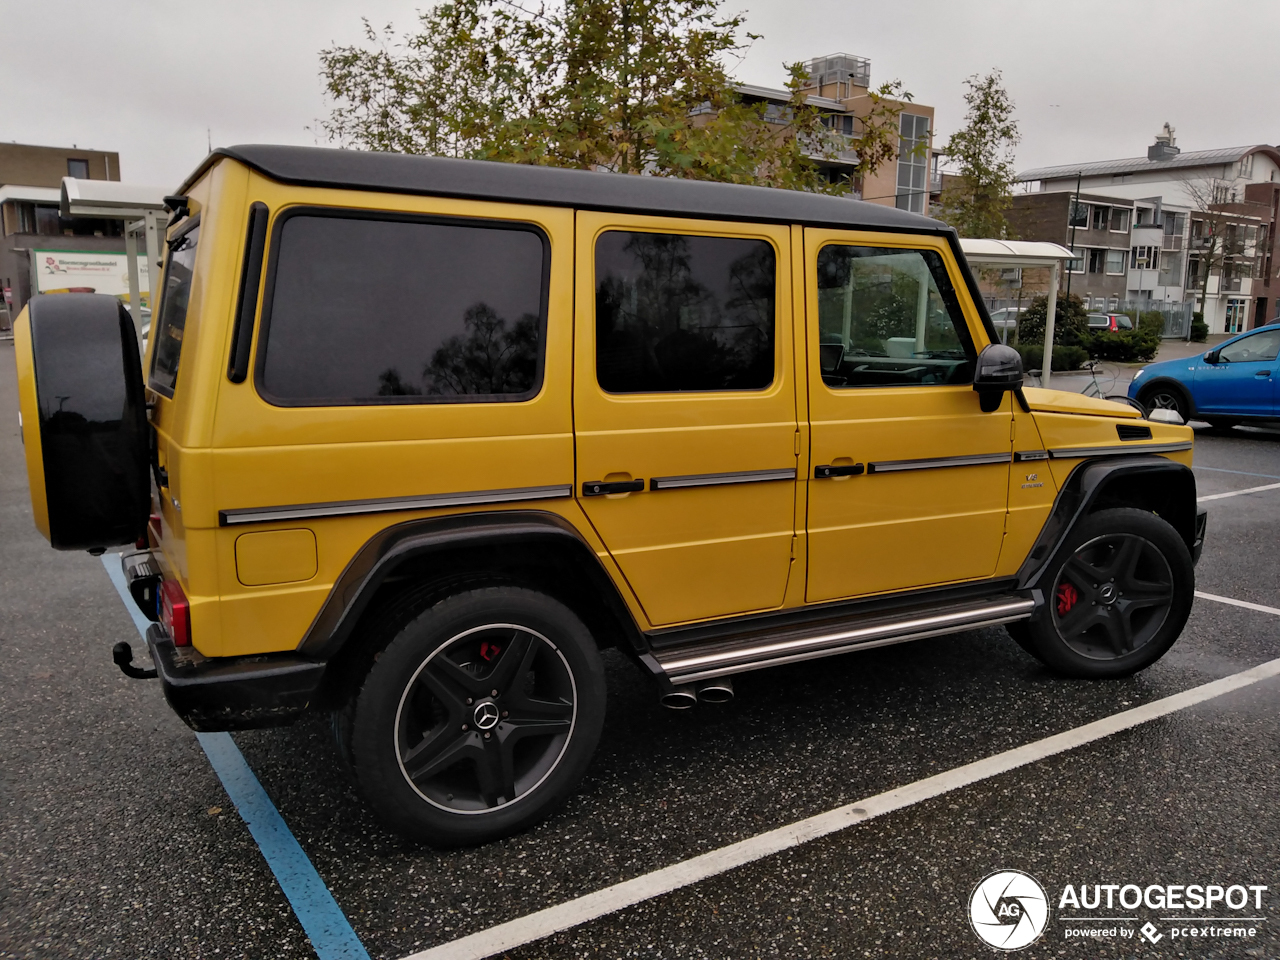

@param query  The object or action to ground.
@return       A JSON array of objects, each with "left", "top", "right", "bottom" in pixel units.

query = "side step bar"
[{"left": 652, "top": 596, "right": 1035, "bottom": 685}]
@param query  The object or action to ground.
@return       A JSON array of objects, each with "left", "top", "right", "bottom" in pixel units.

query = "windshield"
[{"left": 148, "top": 221, "right": 200, "bottom": 397}]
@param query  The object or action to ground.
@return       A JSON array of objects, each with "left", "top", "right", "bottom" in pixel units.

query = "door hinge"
[
  {"left": 790, "top": 535, "right": 797, "bottom": 558},
  {"left": 1010, "top": 418, "right": 1017, "bottom": 442},
  {"left": 794, "top": 430, "right": 801, "bottom": 456}
]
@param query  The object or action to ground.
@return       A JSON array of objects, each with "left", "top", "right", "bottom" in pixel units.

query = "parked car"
[
  {"left": 13, "top": 144, "right": 1205, "bottom": 846},
  {"left": 1129, "top": 324, "right": 1280, "bottom": 426},
  {"left": 988, "top": 306, "right": 1027, "bottom": 343},
  {"left": 1088, "top": 312, "right": 1134, "bottom": 332}
]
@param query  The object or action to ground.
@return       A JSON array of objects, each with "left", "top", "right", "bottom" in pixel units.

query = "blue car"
[{"left": 1129, "top": 323, "right": 1280, "bottom": 427}]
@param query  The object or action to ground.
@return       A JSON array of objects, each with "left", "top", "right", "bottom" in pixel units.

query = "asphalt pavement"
[{"left": 1, "top": 340, "right": 1277, "bottom": 960}]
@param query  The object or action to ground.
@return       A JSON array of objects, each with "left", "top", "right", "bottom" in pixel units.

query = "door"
[
  {"left": 573, "top": 213, "right": 798, "bottom": 627},
  {"left": 803, "top": 231, "right": 1012, "bottom": 603},
  {"left": 1193, "top": 327, "right": 1280, "bottom": 417}
]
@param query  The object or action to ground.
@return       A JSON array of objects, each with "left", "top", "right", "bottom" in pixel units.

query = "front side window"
[
  {"left": 815, "top": 245, "right": 974, "bottom": 388},
  {"left": 595, "top": 230, "right": 776, "bottom": 393},
  {"left": 1220, "top": 328, "right": 1280, "bottom": 362},
  {"left": 149, "top": 222, "right": 201, "bottom": 397},
  {"left": 258, "top": 213, "right": 547, "bottom": 404}
]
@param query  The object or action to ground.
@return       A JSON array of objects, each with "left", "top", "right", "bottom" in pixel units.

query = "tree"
[
  {"left": 933, "top": 70, "right": 1020, "bottom": 238},
  {"left": 319, "top": 0, "right": 909, "bottom": 192},
  {"left": 1179, "top": 175, "right": 1259, "bottom": 321},
  {"left": 1016, "top": 291, "right": 1090, "bottom": 348}
]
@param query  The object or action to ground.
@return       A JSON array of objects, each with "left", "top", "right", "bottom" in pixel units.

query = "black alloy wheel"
[
  {"left": 395, "top": 623, "right": 576, "bottom": 813},
  {"left": 1051, "top": 533, "right": 1173, "bottom": 660},
  {"left": 346, "top": 586, "right": 606, "bottom": 846},
  {"left": 1011, "top": 507, "right": 1193, "bottom": 679},
  {"left": 1140, "top": 383, "right": 1189, "bottom": 421}
]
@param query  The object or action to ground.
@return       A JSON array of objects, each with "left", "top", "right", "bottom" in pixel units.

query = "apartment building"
[
  {"left": 0, "top": 142, "right": 125, "bottom": 319},
  {"left": 1016, "top": 127, "right": 1280, "bottom": 332},
  {"left": 736, "top": 53, "right": 936, "bottom": 213}
]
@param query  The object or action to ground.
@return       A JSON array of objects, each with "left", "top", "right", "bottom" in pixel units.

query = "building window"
[
  {"left": 1087, "top": 249, "right": 1106, "bottom": 274},
  {"left": 1131, "top": 246, "right": 1159, "bottom": 269},
  {"left": 895, "top": 114, "right": 930, "bottom": 214},
  {"left": 1091, "top": 206, "right": 1110, "bottom": 230},
  {"left": 1067, "top": 248, "right": 1085, "bottom": 273},
  {"left": 1068, "top": 201, "right": 1089, "bottom": 228},
  {"left": 1110, "top": 209, "right": 1130, "bottom": 232},
  {"left": 1106, "top": 249, "right": 1126, "bottom": 274},
  {"left": 66, "top": 158, "right": 90, "bottom": 179},
  {"left": 1239, "top": 154, "right": 1254, "bottom": 180},
  {"left": 34, "top": 205, "right": 61, "bottom": 235}
]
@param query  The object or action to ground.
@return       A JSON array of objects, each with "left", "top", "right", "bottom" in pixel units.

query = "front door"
[
  {"left": 803, "top": 231, "right": 1012, "bottom": 603},
  {"left": 573, "top": 213, "right": 798, "bottom": 627},
  {"left": 1193, "top": 327, "right": 1280, "bottom": 417}
]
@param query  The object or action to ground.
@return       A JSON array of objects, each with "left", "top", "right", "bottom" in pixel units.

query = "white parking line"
[
  {"left": 1195, "top": 591, "right": 1280, "bottom": 617},
  {"left": 402, "top": 655, "right": 1280, "bottom": 960},
  {"left": 1197, "top": 480, "right": 1280, "bottom": 502}
]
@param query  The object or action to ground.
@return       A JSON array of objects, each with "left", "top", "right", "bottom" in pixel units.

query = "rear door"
[
  {"left": 802, "top": 230, "right": 1012, "bottom": 603},
  {"left": 573, "top": 213, "right": 798, "bottom": 627}
]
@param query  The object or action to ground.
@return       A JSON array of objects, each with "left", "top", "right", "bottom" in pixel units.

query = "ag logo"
[{"left": 969, "top": 870, "right": 1050, "bottom": 950}]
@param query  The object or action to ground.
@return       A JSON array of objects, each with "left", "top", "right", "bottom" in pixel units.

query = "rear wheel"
[
  {"left": 347, "top": 586, "right": 606, "bottom": 846},
  {"left": 1138, "top": 382, "right": 1190, "bottom": 422},
  {"left": 1018, "top": 508, "right": 1193, "bottom": 678}
]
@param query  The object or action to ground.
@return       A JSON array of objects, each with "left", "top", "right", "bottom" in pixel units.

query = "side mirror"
[
  {"left": 973, "top": 343, "right": 1024, "bottom": 412},
  {"left": 1204, "top": 349, "right": 1220, "bottom": 364}
]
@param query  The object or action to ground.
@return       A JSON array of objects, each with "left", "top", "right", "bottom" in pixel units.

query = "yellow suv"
[{"left": 14, "top": 146, "right": 1206, "bottom": 845}]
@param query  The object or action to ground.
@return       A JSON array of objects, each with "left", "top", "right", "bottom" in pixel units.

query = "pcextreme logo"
[{"left": 969, "top": 870, "right": 1050, "bottom": 951}]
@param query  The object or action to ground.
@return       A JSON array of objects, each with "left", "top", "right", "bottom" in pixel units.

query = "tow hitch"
[{"left": 112, "top": 641, "right": 157, "bottom": 679}]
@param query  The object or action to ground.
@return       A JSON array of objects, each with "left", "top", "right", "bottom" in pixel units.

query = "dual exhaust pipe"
[{"left": 660, "top": 676, "right": 733, "bottom": 709}]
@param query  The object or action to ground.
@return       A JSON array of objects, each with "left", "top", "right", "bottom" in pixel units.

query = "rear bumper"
[{"left": 145, "top": 624, "right": 325, "bottom": 732}]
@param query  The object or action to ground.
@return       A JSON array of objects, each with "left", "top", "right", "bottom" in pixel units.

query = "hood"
[{"left": 1022, "top": 387, "right": 1142, "bottom": 418}]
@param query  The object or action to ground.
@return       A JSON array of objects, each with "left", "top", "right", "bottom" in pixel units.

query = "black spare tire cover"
[{"left": 27, "top": 293, "right": 149, "bottom": 550}]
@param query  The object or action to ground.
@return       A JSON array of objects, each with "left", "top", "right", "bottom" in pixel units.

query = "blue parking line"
[
  {"left": 1193, "top": 465, "right": 1280, "bottom": 480},
  {"left": 100, "top": 555, "right": 371, "bottom": 960}
]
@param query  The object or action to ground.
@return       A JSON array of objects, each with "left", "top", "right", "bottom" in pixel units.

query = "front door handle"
[
  {"left": 1256, "top": 370, "right": 1271, "bottom": 377},
  {"left": 582, "top": 479, "right": 645, "bottom": 497},
  {"left": 814, "top": 463, "right": 865, "bottom": 479}
]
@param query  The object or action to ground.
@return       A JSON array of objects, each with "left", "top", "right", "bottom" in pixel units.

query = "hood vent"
[{"left": 1117, "top": 423, "right": 1154, "bottom": 441}]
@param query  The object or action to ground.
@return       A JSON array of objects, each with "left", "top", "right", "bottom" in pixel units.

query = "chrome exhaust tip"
[
  {"left": 660, "top": 685, "right": 699, "bottom": 710},
  {"left": 696, "top": 676, "right": 734, "bottom": 704}
]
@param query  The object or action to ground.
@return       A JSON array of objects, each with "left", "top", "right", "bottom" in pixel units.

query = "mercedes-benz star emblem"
[
  {"left": 1099, "top": 582, "right": 1117, "bottom": 604},
  {"left": 473, "top": 701, "right": 501, "bottom": 731}
]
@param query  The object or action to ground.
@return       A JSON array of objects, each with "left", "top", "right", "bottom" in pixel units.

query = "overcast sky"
[{"left": 4, "top": 0, "right": 1278, "bottom": 189}]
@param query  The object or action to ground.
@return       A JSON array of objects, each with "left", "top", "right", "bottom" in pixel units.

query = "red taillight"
[{"left": 160, "top": 579, "right": 191, "bottom": 646}]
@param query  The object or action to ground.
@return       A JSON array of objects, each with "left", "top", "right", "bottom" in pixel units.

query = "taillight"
[{"left": 159, "top": 579, "right": 191, "bottom": 646}]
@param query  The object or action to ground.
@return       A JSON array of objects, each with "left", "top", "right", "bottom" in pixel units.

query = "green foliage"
[
  {"left": 319, "top": 1, "right": 909, "bottom": 192},
  {"left": 1191, "top": 313, "right": 1208, "bottom": 342},
  {"left": 1089, "top": 330, "right": 1159, "bottom": 363},
  {"left": 1138, "top": 310, "right": 1166, "bottom": 337},
  {"left": 932, "top": 71, "right": 1020, "bottom": 238},
  {"left": 1016, "top": 292, "right": 1091, "bottom": 348},
  {"left": 1016, "top": 343, "right": 1088, "bottom": 372}
]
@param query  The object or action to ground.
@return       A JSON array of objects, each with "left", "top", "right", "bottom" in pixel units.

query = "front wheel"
[
  {"left": 1018, "top": 508, "right": 1194, "bottom": 678},
  {"left": 347, "top": 586, "right": 606, "bottom": 846},
  {"left": 1139, "top": 382, "right": 1190, "bottom": 422}
]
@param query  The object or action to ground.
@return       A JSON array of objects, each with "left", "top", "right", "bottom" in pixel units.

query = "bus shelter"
[{"left": 959, "top": 238, "right": 1078, "bottom": 388}]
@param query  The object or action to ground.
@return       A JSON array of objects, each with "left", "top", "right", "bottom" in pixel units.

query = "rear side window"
[
  {"left": 595, "top": 230, "right": 776, "bottom": 393},
  {"left": 148, "top": 221, "right": 200, "bottom": 397},
  {"left": 258, "top": 212, "right": 548, "bottom": 405}
]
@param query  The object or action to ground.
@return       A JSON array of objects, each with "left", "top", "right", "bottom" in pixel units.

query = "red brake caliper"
[
  {"left": 479, "top": 641, "right": 502, "bottom": 662},
  {"left": 1056, "top": 582, "right": 1079, "bottom": 616}
]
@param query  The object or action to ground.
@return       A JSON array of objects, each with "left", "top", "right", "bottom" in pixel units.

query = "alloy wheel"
[
  {"left": 1052, "top": 534, "right": 1175, "bottom": 660},
  {"left": 394, "top": 623, "right": 576, "bottom": 813}
]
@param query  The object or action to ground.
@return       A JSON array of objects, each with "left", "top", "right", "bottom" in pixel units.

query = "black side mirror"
[
  {"left": 973, "top": 343, "right": 1023, "bottom": 412},
  {"left": 1204, "top": 349, "right": 1220, "bottom": 364}
]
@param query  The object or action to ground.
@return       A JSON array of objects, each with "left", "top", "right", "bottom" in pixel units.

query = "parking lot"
[{"left": 1, "top": 340, "right": 1277, "bottom": 960}]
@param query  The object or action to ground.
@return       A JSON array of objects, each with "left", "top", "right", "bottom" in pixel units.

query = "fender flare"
[
  {"left": 1134, "top": 376, "right": 1196, "bottom": 416},
  {"left": 295, "top": 509, "right": 646, "bottom": 661},
  {"left": 1016, "top": 455, "right": 1198, "bottom": 593}
]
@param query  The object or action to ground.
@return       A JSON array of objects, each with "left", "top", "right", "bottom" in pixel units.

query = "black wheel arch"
[
  {"left": 1137, "top": 377, "right": 1195, "bottom": 416},
  {"left": 298, "top": 510, "right": 645, "bottom": 704},
  {"left": 1016, "top": 455, "right": 1198, "bottom": 594}
]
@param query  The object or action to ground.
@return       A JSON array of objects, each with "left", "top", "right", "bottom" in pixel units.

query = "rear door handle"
[
  {"left": 814, "top": 463, "right": 865, "bottom": 479},
  {"left": 582, "top": 479, "right": 645, "bottom": 497}
]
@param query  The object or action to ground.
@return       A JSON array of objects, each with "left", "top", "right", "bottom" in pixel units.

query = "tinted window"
[
  {"left": 815, "top": 245, "right": 974, "bottom": 388},
  {"left": 259, "top": 214, "right": 547, "bottom": 404},
  {"left": 149, "top": 222, "right": 200, "bottom": 397},
  {"left": 1219, "top": 329, "right": 1280, "bottom": 363},
  {"left": 595, "top": 231, "right": 775, "bottom": 393}
]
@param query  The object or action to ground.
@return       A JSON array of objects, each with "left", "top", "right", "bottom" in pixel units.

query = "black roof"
[{"left": 185, "top": 144, "right": 949, "bottom": 234}]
